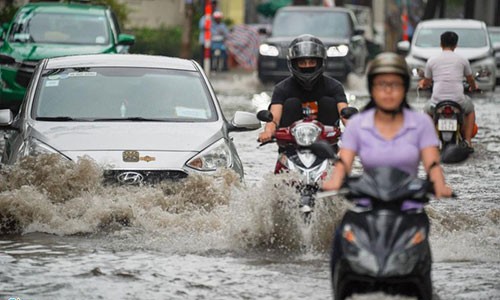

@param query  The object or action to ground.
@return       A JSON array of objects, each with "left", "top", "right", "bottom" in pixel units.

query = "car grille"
[
  {"left": 103, "top": 169, "right": 189, "bottom": 185},
  {"left": 15, "top": 60, "right": 38, "bottom": 88}
]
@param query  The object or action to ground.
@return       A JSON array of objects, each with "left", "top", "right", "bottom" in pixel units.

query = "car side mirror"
[
  {"left": 397, "top": 40, "right": 410, "bottom": 55},
  {"left": 228, "top": 111, "right": 261, "bottom": 132},
  {"left": 340, "top": 107, "right": 359, "bottom": 119},
  {"left": 256, "top": 110, "right": 273, "bottom": 122},
  {"left": 354, "top": 28, "right": 365, "bottom": 36},
  {"left": 0, "top": 109, "right": 14, "bottom": 128},
  {"left": 118, "top": 33, "right": 135, "bottom": 46}
]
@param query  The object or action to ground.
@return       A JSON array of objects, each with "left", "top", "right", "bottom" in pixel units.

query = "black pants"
[{"left": 279, "top": 97, "right": 340, "bottom": 127}]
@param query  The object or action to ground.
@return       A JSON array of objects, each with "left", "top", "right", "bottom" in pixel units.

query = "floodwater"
[{"left": 0, "top": 71, "right": 499, "bottom": 300}]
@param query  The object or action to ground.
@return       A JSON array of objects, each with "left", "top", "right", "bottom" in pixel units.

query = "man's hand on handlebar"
[{"left": 258, "top": 130, "right": 274, "bottom": 143}]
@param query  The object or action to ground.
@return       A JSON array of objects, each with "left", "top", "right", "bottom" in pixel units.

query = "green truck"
[{"left": 0, "top": 1, "right": 135, "bottom": 112}]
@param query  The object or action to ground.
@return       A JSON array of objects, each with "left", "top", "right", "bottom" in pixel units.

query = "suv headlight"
[
  {"left": 186, "top": 139, "right": 232, "bottom": 172},
  {"left": 327, "top": 45, "right": 349, "bottom": 57},
  {"left": 291, "top": 123, "right": 321, "bottom": 146},
  {"left": 259, "top": 44, "right": 279, "bottom": 57}
]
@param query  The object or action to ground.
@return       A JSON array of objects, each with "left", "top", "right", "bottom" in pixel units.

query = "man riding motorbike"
[
  {"left": 258, "top": 34, "right": 349, "bottom": 145},
  {"left": 418, "top": 31, "right": 477, "bottom": 152}
]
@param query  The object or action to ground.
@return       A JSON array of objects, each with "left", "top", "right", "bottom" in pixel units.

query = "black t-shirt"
[{"left": 270, "top": 75, "right": 348, "bottom": 126}]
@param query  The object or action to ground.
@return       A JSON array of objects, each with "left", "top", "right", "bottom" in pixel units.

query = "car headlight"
[
  {"left": 291, "top": 123, "right": 321, "bottom": 146},
  {"left": 23, "top": 137, "right": 69, "bottom": 159},
  {"left": 259, "top": 44, "right": 279, "bottom": 57},
  {"left": 327, "top": 45, "right": 349, "bottom": 57},
  {"left": 186, "top": 138, "right": 232, "bottom": 172},
  {"left": 473, "top": 66, "right": 493, "bottom": 82}
]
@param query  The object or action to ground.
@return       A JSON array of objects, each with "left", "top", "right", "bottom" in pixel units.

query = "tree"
[
  {"left": 180, "top": 1, "right": 195, "bottom": 59},
  {"left": 422, "top": 0, "right": 445, "bottom": 19}
]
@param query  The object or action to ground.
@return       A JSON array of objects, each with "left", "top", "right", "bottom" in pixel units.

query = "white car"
[
  {"left": 397, "top": 19, "right": 496, "bottom": 91},
  {"left": 0, "top": 54, "right": 261, "bottom": 184},
  {"left": 487, "top": 26, "right": 500, "bottom": 85}
]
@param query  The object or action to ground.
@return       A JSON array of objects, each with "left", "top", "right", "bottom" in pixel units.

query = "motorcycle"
[
  {"left": 313, "top": 142, "right": 437, "bottom": 300},
  {"left": 256, "top": 107, "right": 358, "bottom": 221},
  {"left": 419, "top": 75, "right": 480, "bottom": 163},
  {"left": 210, "top": 34, "right": 227, "bottom": 72}
]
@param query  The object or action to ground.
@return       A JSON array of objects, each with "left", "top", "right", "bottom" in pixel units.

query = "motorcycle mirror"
[
  {"left": 441, "top": 144, "right": 470, "bottom": 164},
  {"left": 256, "top": 110, "right": 274, "bottom": 122},
  {"left": 310, "top": 140, "right": 337, "bottom": 160},
  {"left": 340, "top": 107, "right": 359, "bottom": 120}
]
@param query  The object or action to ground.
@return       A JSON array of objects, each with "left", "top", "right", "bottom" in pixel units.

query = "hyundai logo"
[{"left": 116, "top": 171, "right": 144, "bottom": 185}]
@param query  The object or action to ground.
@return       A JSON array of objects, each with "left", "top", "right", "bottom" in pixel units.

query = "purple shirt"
[{"left": 341, "top": 108, "right": 439, "bottom": 176}]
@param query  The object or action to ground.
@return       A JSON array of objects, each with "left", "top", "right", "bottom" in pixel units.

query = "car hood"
[
  {"left": 1, "top": 43, "right": 116, "bottom": 61},
  {"left": 410, "top": 46, "right": 492, "bottom": 61},
  {"left": 30, "top": 121, "right": 225, "bottom": 169},
  {"left": 265, "top": 36, "right": 350, "bottom": 47}
]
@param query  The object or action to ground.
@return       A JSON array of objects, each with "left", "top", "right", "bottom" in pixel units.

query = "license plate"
[{"left": 438, "top": 119, "right": 457, "bottom": 131}]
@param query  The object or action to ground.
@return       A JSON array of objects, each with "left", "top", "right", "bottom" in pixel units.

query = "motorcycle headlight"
[
  {"left": 327, "top": 44, "right": 349, "bottom": 57},
  {"left": 291, "top": 123, "right": 321, "bottom": 146},
  {"left": 186, "top": 139, "right": 232, "bottom": 172},
  {"left": 259, "top": 44, "right": 279, "bottom": 57}
]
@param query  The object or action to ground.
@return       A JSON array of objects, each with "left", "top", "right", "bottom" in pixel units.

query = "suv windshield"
[
  {"left": 33, "top": 68, "right": 216, "bottom": 121},
  {"left": 272, "top": 11, "right": 351, "bottom": 38},
  {"left": 415, "top": 28, "right": 488, "bottom": 48},
  {"left": 9, "top": 11, "right": 109, "bottom": 45}
]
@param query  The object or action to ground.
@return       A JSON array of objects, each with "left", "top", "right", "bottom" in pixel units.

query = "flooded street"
[{"left": 0, "top": 70, "right": 499, "bottom": 300}]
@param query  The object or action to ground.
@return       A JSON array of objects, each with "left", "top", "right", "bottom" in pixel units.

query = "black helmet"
[
  {"left": 287, "top": 34, "right": 327, "bottom": 90},
  {"left": 367, "top": 52, "right": 410, "bottom": 93}
]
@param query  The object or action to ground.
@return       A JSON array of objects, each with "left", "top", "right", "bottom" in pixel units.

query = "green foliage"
[
  {"left": 129, "top": 26, "right": 184, "bottom": 57},
  {"left": 0, "top": 4, "right": 18, "bottom": 24},
  {"left": 93, "top": 0, "right": 130, "bottom": 26}
]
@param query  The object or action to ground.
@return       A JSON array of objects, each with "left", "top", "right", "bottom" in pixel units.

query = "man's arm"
[
  {"left": 337, "top": 102, "right": 348, "bottom": 125},
  {"left": 258, "top": 104, "right": 283, "bottom": 143},
  {"left": 419, "top": 77, "right": 432, "bottom": 89},
  {"left": 465, "top": 74, "right": 477, "bottom": 91}
]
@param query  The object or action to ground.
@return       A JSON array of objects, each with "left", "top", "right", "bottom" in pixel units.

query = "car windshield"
[
  {"left": 415, "top": 28, "right": 488, "bottom": 48},
  {"left": 8, "top": 11, "right": 109, "bottom": 45},
  {"left": 272, "top": 11, "right": 351, "bottom": 38},
  {"left": 33, "top": 67, "right": 216, "bottom": 122}
]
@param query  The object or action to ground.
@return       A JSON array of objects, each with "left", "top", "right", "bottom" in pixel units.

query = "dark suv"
[
  {"left": 0, "top": 1, "right": 135, "bottom": 112},
  {"left": 257, "top": 6, "right": 368, "bottom": 83}
]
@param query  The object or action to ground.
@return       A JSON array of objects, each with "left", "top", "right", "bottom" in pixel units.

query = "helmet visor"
[{"left": 288, "top": 41, "right": 326, "bottom": 60}]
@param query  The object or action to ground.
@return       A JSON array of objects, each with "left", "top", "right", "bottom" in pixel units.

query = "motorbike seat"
[{"left": 434, "top": 100, "right": 463, "bottom": 111}]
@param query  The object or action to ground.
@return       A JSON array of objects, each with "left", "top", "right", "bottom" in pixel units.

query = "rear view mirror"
[
  {"left": 256, "top": 110, "right": 274, "bottom": 122},
  {"left": 340, "top": 107, "right": 359, "bottom": 119}
]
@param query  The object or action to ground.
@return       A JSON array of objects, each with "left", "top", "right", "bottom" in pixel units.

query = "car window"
[
  {"left": 33, "top": 67, "right": 216, "bottom": 121},
  {"left": 9, "top": 11, "right": 110, "bottom": 45},
  {"left": 415, "top": 28, "right": 488, "bottom": 48},
  {"left": 272, "top": 11, "right": 352, "bottom": 38}
]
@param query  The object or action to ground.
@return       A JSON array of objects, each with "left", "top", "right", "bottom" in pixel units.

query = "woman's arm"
[
  {"left": 421, "top": 146, "right": 452, "bottom": 198},
  {"left": 321, "top": 148, "right": 356, "bottom": 191}
]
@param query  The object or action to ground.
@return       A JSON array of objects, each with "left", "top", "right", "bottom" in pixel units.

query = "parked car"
[
  {"left": 257, "top": 6, "right": 368, "bottom": 83},
  {"left": 0, "top": 54, "right": 261, "bottom": 184},
  {"left": 397, "top": 19, "right": 496, "bottom": 91},
  {"left": 0, "top": 1, "right": 135, "bottom": 113},
  {"left": 487, "top": 26, "right": 500, "bottom": 85}
]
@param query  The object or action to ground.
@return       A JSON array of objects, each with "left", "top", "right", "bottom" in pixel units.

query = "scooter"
[
  {"left": 313, "top": 142, "right": 436, "bottom": 300},
  {"left": 210, "top": 34, "right": 227, "bottom": 72},
  {"left": 257, "top": 107, "right": 358, "bottom": 221}
]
